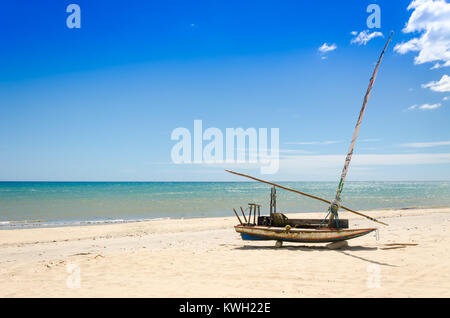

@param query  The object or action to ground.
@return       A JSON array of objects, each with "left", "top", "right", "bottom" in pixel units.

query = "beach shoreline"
[
  {"left": 1, "top": 207, "right": 449, "bottom": 297},
  {"left": 1, "top": 204, "right": 448, "bottom": 231}
]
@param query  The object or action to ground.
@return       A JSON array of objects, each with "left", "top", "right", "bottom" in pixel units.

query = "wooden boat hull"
[{"left": 235, "top": 225, "right": 375, "bottom": 243}]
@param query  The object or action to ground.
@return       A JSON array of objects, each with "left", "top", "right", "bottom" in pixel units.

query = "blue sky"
[{"left": 1, "top": 0, "right": 449, "bottom": 181}]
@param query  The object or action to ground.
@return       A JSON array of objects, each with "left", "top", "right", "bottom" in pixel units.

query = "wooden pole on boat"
[
  {"left": 273, "top": 187, "right": 276, "bottom": 213},
  {"left": 328, "top": 31, "right": 393, "bottom": 226},
  {"left": 228, "top": 170, "right": 331, "bottom": 203},
  {"left": 248, "top": 204, "right": 252, "bottom": 225},
  {"left": 240, "top": 207, "right": 248, "bottom": 224},
  {"left": 233, "top": 208, "right": 243, "bottom": 225},
  {"left": 225, "top": 169, "right": 388, "bottom": 226},
  {"left": 257, "top": 205, "right": 261, "bottom": 224},
  {"left": 270, "top": 189, "right": 273, "bottom": 215},
  {"left": 334, "top": 31, "right": 394, "bottom": 204},
  {"left": 270, "top": 187, "right": 276, "bottom": 216}
]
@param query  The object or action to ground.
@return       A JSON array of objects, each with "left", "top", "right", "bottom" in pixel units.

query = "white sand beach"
[{"left": 0, "top": 207, "right": 449, "bottom": 297}]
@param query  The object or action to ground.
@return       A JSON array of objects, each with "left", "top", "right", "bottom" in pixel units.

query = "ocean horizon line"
[{"left": 1, "top": 205, "right": 449, "bottom": 231}]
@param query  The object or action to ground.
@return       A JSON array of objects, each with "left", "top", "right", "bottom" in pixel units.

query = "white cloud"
[
  {"left": 394, "top": 0, "right": 450, "bottom": 67},
  {"left": 443, "top": 96, "right": 449, "bottom": 101},
  {"left": 431, "top": 63, "right": 443, "bottom": 69},
  {"left": 360, "top": 138, "right": 381, "bottom": 142},
  {"left": 401, "top": 141, "right": 450, "bottom": 148},
  {"left": 419, "top": 103, "right": 442, "bottom": 110},
  {"left": 318, "top": 43, "right": 337, "bottom": 53},
  {"left": 280, "top": 149, "right": 316, "bottom": 155},
  {"left": 284, "top": 140, "right": 340, "bottom": 145},
  {"left": 422, "top": 74, "right": 450, "bottom": 92},
  {"left": 350, "top": 30, "right": 383, "bottom": 45},
  {"left": 406, "top": 103, "right": 442, "bottom": 110},
  {"left": 278, "top": 153, "right": 450, "bottom": 170},
  {"left": 208, "top": 153, "right": 450, "bottom": 175}
]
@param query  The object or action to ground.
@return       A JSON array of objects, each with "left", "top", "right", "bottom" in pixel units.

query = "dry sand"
[{"left": 0, "top": 208, "right": 449, "bottom": 297}]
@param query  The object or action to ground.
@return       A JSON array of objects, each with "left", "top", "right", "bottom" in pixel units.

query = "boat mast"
[{"left": 329, "top": 31, "right": 393, "bottom": 225}]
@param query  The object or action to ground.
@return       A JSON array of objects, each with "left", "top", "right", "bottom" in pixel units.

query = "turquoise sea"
[{"left": 1, "top": 181, "right": 449, "bottom": 229}]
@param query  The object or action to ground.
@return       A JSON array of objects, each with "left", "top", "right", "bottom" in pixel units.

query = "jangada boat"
[
  {"left": 228, "top": 32, "right": 393, "bottom": 247},
  {"left": 235, "top": 225, "right": 376, "bottom": 244}
]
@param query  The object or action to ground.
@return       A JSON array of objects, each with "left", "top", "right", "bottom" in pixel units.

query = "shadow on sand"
[
  {"left": 234, "top": 244, "right": 398, "bottom": 267},
  {"left": 235, "top": 244, "right": 375, "bottom": 252}
]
